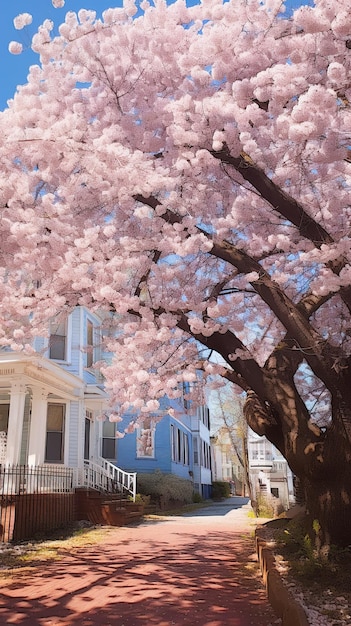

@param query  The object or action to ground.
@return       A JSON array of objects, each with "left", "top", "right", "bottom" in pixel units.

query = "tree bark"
[{"left": 303, "top": 475, "right": 351, "bottom": 549}]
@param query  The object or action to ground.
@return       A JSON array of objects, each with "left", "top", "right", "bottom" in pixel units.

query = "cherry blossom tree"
[{"left": 1, "top": 0, "right": 351, "bottom": 546}]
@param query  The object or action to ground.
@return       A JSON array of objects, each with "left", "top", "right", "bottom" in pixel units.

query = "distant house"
[
  {"left": 210, "top": 427, "right": 245, "bottom": 495},
  {"left": 210, "top": 424, "right": 295, "bottom": 508},
  {"left": 248, "top": 431, "right": 295, "bottom": 510},
  {"left": 117, "top": 394, "right": 213, "bottom": 499}
]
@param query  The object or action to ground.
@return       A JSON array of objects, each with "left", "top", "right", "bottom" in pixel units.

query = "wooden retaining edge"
[{"left": 255, "top": 533, "right": 310, "bottom": 626}]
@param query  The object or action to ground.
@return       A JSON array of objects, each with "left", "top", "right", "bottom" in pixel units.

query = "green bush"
[
  {"left": 130, "top": 493, "right": 151, "bottom": 506},
  {"left": 192, "top": 492, "right": 203, "bottom": 503},
  {"left": 136, "top": 471, "right": 194, "bottom": 509},
  {"left": 254, "top": 493, "right": 285, "bottom": 518},
  {"left": 211, "top": 481, "right": 231, "bottom": 499}
]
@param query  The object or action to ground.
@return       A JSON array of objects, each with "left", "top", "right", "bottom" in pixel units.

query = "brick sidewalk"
[{"left": 0, "top": 500, "right": 278, "bottom": 626}]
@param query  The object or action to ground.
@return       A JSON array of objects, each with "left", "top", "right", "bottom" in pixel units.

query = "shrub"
[
  {"left": 211, "top": 481, "right": 231, "bottom": 500},
  {"left": 256, "top": 493, "right": 284, "bottom": 518},
  {"left": 192, "top": 492, "right": 203, "bottom": 503},
  {"left": 136, "top": 471, "right": 194, "bottom": 509},
  {"left": 130, "top": 493, "right": 151, "bottom": 506}
]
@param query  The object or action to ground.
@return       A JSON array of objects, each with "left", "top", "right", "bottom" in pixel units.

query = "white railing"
[
  {"left": 0, "top": 464, "right": 74, "bottom": 495},
  {"left": 75, "top": 458, "right": 136, "bottom": 501}
]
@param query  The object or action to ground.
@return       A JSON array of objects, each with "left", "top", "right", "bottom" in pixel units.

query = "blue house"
[{"left": 117, "top": 394, "right": 212, "bottom": 499}]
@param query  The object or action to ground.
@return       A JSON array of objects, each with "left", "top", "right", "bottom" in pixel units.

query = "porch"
[{"left": 0, "top": 460, "right": 139, "bottom": 543}]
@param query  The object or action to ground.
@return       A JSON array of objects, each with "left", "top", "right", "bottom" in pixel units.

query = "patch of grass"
[
  {"left": 145, "top": 501, "right": 209, "bottom": 518},
  {"left": 0, "top": 525, "right": 116, "bottom": 577}
]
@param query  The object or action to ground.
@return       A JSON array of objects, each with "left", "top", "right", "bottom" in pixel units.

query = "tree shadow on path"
[{"left": 0, "top": 515, "right": 276, "bottom": 626}]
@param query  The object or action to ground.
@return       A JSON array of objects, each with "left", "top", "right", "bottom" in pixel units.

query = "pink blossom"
[
  {"left": 8, "top": 41, "right": 23, "bottom": 55},
  {"left": 1, "top": 0, "right": 351, "bottom": 437},
  {"left": 13, "top": 13, "right": 33, "bottom": 30}
]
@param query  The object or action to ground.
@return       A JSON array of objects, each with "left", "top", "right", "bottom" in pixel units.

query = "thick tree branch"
[
  {"left": 210, "top": 146, "right": 351, "bottom": 312},
  {"left": 210, "top": 148, "right": 333, "bottom": 245},
  {"left": 134, "top": 193, "right": 344, "bottom": 392}
]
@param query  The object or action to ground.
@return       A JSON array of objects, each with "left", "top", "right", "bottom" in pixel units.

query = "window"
[
  {"left": 182, "top": 382, "right": 191, "bottom": 410},
  {"left": 171, "top": 424, "right": 189, "bottom": 465},
  {"left": 86, "top": 319, "right": 94, "bottom": 368},
  {"left": 193, "top": 437, "right": 199, "bottom": 465},
  {"left": 136, "top": 417, "right": 155, "bottom": 458},
  {"left": 171, "top": 424, "right": 176, "bottom": 461},
  {"left": 203, "top": 407, "right": 210, "bottom": 430},
  {"left": 102, "top": 420, "right": 116, "bottom": 460},
  {"left": 183, "top": 431, "right": 189, "bottom": 465},
  {"left": 49, "top": 320, "right": 67, "bottom": 361},
  {"left": 45, "top": 403, "right": 65, "bottom": 463},
  {"left": 201, "top": 440, "right": 211, "bottom": 469}
]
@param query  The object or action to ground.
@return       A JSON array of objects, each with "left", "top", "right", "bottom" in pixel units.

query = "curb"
[{"left": 255, "top": 530, "right": 310, "bottom": 626}]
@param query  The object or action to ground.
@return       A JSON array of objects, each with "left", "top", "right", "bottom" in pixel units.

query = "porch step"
[
  {"left": 75, "top": 489, "right": 144, "bottom": 527},
  {"left": 81, "top": 502, "right": 144, "bottom": 527}
]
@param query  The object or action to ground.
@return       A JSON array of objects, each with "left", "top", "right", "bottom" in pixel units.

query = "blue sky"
[
  {"left": 1, "top": 0, "right": 312, "bottom": 111},
  {"left": 1, "top": 0, "right": 122, "bottom": 110}
]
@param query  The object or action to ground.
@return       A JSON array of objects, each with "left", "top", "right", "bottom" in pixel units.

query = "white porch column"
[
  {"left": 27, "top": 387, "right": 48, "bottom": 466},
  {"left": 5, "top": 382, "right": 27, "bottom": 465}
]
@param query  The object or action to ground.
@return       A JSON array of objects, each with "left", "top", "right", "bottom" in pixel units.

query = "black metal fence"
[{"left": 0, "top": 465, "right": 75, "bottom": 542}]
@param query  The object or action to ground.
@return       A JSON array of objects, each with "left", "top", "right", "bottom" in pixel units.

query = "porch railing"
[
  {"left": 0, "top": 464, "right": 74, "bottom": 495},
  {"left": 75, "top": 458, "right": 136, "bottom": 501},
  {"left": 0, "top": 462, "right": 137, "bottom": 543},
  {"left": 0, "top": 464, "right": 75, "bottom": 542}
]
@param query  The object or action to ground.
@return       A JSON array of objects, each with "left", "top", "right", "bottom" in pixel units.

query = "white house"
[
  {"left": 0, "top": 307, "right": 135, "bottom": 496},
  {"left": 210, "top": 424, "right": 295, "bottom": 508},
  {"left": 210, "top": 427, "right": 245, "bottom": 495},
  {"left": 248, "top": 431, "right": 295, "bottom": 510}
]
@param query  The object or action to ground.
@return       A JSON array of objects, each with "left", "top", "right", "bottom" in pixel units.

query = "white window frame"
[
  {"left": 85, "top": 315, "right": 101, "bottom": 370},
  {"left": 48, "top": 316, "right": 72, "bottom": 363},
  {"left": 136, "top": 418, "right": 156, "bottom": 458},
  {"left": 45, "top": 402, "right": 66, "bottom": 464},
  {"left": 101, "top": 419, "right": 117, "bottom": 461}
]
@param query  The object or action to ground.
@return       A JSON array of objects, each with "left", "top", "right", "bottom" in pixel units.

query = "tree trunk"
[
  {"left": 244, "top": 376, "right": 351, "bottom": 548},
  {"left": 240, "top": 427, "right": 258, "bottom": 515},
  {"left": 303, "top": 476, "right": 351, "bottom": 550}
]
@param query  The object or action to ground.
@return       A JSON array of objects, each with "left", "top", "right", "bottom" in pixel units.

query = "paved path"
[{"left": 0, "top": 498, "right": 278, "bottom": 626}]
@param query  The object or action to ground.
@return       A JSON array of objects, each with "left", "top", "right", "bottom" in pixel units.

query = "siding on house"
[
  {"left": 67, "top": 401, "right": 81, "bottom": 468},
  {"left": 117, "top": 411, "right": 194, "bottom": 479}
]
